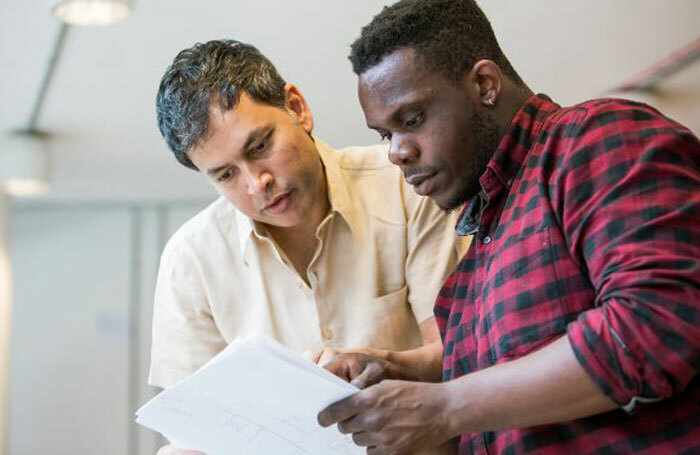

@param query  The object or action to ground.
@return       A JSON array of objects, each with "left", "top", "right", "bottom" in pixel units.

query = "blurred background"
[{"left": 0, "top": 1, "right": 698, "bottom": 454}]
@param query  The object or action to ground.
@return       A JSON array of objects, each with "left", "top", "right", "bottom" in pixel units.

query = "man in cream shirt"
[{"left": 151, "top": 40, "right": 468, "bottom": 454}]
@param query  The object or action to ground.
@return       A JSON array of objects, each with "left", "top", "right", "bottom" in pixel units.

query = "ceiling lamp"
[
  {"left": 50, "top": 0, "right": 133, "bottom": 26},
  {"left": 0, "top": 131, "right": 51, "bottom": 197}
]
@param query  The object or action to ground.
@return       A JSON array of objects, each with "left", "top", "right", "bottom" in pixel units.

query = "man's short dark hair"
[
  {"left": 156, "top": 40, "right": 287, "bottom": 170},
  {"left": 349, "top": 0, "right": 523, "bottom": 84}
]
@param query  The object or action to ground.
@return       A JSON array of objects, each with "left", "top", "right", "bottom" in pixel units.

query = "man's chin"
[
  {"left": 436, "top": 189, "right": 475, "bottom": 214},
  {"left": 264, "top": 215, "right": 302, "bottom": 228}
]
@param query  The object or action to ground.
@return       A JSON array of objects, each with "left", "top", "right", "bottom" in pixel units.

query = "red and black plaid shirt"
[{"left": 435, "top": 94, "right": 700, "bottom": 455}]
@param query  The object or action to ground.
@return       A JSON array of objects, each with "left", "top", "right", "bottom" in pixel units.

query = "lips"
[
  {"left": 263, "top": 190, "right": 292, "bottom": 214},
  {"left": 404, "top": 171, "right": 438, "bottom": 196}
]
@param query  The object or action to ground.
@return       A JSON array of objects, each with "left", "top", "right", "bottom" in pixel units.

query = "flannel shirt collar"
[{"left": 457, "top": 94, "right": 559, "bottom": 233}]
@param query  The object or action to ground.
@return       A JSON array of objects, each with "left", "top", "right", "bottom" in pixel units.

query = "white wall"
[
  {"left": 0, "top": 194, "right": 10, "bottom": 455},
  {"left": 8, "top": 200, "right": 208, "bottom": 455}
]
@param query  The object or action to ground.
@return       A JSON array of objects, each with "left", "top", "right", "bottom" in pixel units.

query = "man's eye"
[
  {"left": 217, "top": 169, "right": 236, "bottom": 182},
  {"left": 250, "top": 138, "right": 267, "bottom": 156},
  {"left": 404, "top": 112, "right": 424, "bottom": 129}
]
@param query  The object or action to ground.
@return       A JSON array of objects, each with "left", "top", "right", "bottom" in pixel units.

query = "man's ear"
[
  {"left": 284, "top": 83, "right": 314, "bottom": 134},
  {"left": 463, "top": 59, "right": 503, "bottom": 108}
]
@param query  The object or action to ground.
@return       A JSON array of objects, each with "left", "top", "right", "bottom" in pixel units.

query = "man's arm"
[
  {"left": 383, "top": 317, "right": 443, "bottom": 383},
  {"left": 149, "top": 241, "right": 227, "bottom": 388},
  {"left": 318, "top": 317, "right": 443, "bottom": 388},
  {"left": 318, "top": 335, "right": 616, "bottom": 455}
]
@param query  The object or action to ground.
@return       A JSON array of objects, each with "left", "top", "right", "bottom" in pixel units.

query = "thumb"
[{"left": 350, "top": 363, "right": 380, "bottom": 389}]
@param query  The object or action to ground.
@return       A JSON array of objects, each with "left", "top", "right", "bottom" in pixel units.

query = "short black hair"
[
  {"left": 156, "top": 40, "right": 287, "bottom": 170},
  {"left": 349, "top": 0, "right": 523, "bottom": 84}
]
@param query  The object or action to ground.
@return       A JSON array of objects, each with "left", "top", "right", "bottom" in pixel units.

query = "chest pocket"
[{"left": 479, "top": 225, "right": 567, "bottom": 363}]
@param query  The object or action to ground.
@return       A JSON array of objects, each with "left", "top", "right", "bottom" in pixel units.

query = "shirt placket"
[
  {"left": 253, "top": 231, "right": 321, "bottom": 348},
  {"left": 475, "top": 170, "right": 504, "bottom": 455},
  {"left": 311, "top": 213, "right": 335, "bottom": 345}
]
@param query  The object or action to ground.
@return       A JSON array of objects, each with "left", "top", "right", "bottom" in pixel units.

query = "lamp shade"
[
  {"left": 0, "top": 131, "right": 51, "bottom": 197},
  {"left": 50, "top": 0, "right": 133, "bottom": 26}
]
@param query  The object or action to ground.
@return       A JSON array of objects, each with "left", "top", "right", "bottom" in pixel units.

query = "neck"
[
  {"left": 265, "top": 156, "right": 331, "bottom": 284},
  {"left": 495, "top": 82, "right": 534, "bottom": 138},
  {"left": 266, "top": 196, "right": 330, "bottom": 286},
  {"left": 267, "top": 196, "right": 330, "bottom": 245}
]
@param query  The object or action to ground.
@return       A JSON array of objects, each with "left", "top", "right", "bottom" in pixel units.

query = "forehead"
[
  {"left": 208, "top": 92, "right": 273, "bottom": 131},
  {"left": 358, "top": 48, "right": 447, "bottom": 118}
]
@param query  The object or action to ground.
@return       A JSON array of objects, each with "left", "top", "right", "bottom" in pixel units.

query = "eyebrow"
[
  {"left": 205, "top": 125, "right": 269, "bottom": 177},
  {"left": 367, "top": 100, "right": 423, "bottom": 131}
]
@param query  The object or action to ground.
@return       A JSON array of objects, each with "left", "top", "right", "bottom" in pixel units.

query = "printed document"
[{"left": 136, "top": 333, "right": 362, "bottom": 455}]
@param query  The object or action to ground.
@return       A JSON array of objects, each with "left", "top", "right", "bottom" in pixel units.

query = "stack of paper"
[{"left": 136, "top": 333, "right": 363, "bottom": 455}]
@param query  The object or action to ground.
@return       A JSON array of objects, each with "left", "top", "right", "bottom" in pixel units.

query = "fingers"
[
  {"left": 317, "top": 393, "right": 362, "bottom": 427},
  {"left": 350, "top": 362, "right": 382, "bottom": 389},
  {"left": 351, "top": 431, "right": 376, "bottom": 447},
  {"left": 337, "top": 414, "right": 369, "bottom": 435},
  {"left": 324, "top": 356, "right": 353, "bottom": 382},
  {"left": 335, "top": 416, "right": 382, "bottom": 449}
]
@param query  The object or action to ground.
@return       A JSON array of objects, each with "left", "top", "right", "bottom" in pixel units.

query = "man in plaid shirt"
[{"left": 318, "top": 0, "right": 700, "bottom": 454}]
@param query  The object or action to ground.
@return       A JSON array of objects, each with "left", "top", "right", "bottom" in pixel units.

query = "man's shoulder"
[
  {"left": 330, "top": 143, "right": 395, "bottom": 174},
  {"left": 546, "top": 97, "right": 682, "bottom": 138},
  {"left": 162, "top": 196, "right": 237, "bottom": 257},
  {"left": 319, "top": 140, "right": 440, "bottom": 223}
]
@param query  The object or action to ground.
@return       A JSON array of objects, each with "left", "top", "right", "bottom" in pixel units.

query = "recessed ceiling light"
[{"left": 50, "top": 0, "right": 133, "bottom": 26}]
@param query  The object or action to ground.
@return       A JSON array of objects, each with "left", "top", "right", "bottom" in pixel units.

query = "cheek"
[
  {"left": 220, "top": 184, "right": 256, "bottom": 213},
  {"left": 422, "top": 113, "right": 461, "bottom": 154}
]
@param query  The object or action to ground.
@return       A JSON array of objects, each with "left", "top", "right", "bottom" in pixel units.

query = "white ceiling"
[{"left": 1, "top": 0, "right": 698, "bottom": 202}]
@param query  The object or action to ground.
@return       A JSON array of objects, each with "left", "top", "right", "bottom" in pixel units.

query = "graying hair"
[{"left": 156, "top": 39, "right": 287, "bottom": 170}]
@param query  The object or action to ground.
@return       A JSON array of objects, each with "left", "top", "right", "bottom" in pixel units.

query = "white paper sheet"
[{"left": 136, "top": 333, "right": 363, "bottom": 455}]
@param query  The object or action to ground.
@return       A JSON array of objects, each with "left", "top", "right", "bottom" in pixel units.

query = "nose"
[
  {"left": 388, "top": 135, "right": 419, "bottom": 166},
  {"left": 243, "top": 164, "right": 273, "bottom": 196}
]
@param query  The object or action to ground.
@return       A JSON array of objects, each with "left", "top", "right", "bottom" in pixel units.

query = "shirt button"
[
  {"left": 483, "top": 236, "right": 492, "bottom": 244},
  {"left": 506, "top": 178, "right": 513, "bottom": 186},
  {"left": 322, "top": 328, "right": 333, "bottom": 341}
]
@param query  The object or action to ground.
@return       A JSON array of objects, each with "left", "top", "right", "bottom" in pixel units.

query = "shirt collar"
[
  {"left": 235, "top": 206, "right": 263, "bottom": 260},
  {"left": 483, "top": 93, "right": 559, "bottom": 194},
  {"left": 315, "top": 138, "right": 356, "bottom": 230},
  {"left": 455, "top": 192, "right": 484, "bottom": 236},
  {"left": 235, "top": 137, "right": 355, "bottom": 257},
  {"left": 457, "top": 94, "right": 559, "bottom": 233}
]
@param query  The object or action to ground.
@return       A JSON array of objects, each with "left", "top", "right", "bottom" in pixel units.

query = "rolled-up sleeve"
[{"left": 560, "top": 117, "right": 700, "bottom": 410}]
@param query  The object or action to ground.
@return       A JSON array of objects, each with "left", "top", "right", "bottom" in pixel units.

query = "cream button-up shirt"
[{"left": 149, "top": 140, "right": 470, "bottom": 388}]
